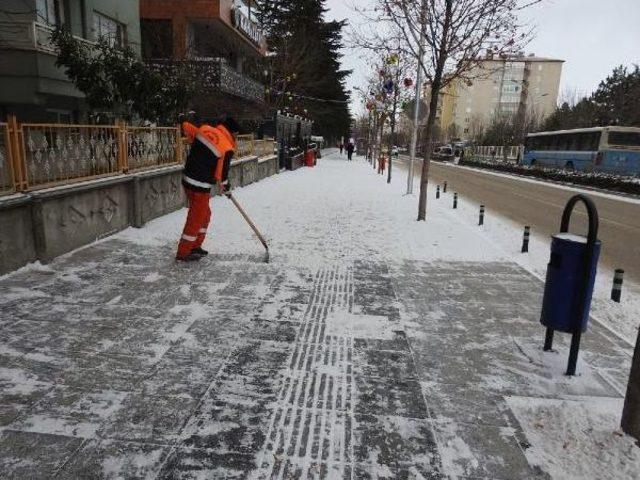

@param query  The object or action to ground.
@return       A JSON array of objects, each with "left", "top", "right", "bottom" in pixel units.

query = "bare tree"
[
  {"left": 558, "top": 86, "right": 588, "bottom": 109},
  {"left": 348, "top": 39, "right": 416, "bottom": 181},
  {"left": 355, "top": 0, "right": 539, "bottom": 220}
]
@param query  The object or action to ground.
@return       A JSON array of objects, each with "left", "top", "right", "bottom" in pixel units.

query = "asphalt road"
[{"left": 394, "top": 155, "right": 640, "bottom": 281}]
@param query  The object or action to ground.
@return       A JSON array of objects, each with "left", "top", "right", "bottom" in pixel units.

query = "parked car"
[
  {"left": 391, "top": 146, "right": 399, "bottom": 156},
  {"left": 433, "top": 146, "right": 455, "bottom": 161}
]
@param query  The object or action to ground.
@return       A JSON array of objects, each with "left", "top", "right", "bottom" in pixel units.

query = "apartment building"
[
  {"left": 424, "top": 54, "right": 564, "bottom": 139},
  {"left": 0, "top": 0, "right": 141, "bottom": 122},
  {"left": 140, "top": 0, "right": 267, "bottom": 122}
]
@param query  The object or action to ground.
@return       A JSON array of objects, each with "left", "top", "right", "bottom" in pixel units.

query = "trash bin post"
[
  {"left": 540, "top": 194, "right": 601, "bottom": 376},
  {"left": 562, "top": 195, "right": 599, "bottom": 376}
]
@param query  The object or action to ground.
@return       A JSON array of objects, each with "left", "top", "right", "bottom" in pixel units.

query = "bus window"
[
  {"left": 588, "top": 132, "right": 601, "bottom": 151},
  {"left": 573, "top": 133, "right": 587, "bottom": 151},
  {"left": 567, "top": 134, "right": 579, "bottom": 151},
  {"left": 608, "top": 131, "right": 640, "bottom": 147},
  {"left": 539, "top": 136, "right": 549, "bottom": 151}
]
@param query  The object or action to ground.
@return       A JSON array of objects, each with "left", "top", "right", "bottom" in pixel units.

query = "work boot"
[
  {"left": 191, "top": 247, "right": 209, "bottom": 257},
  {"left": 176, "top": 252, "right": 202, "bottom": 262}
]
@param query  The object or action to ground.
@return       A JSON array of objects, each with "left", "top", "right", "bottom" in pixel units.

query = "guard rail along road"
[{"left": 0, "top": 116, "right": 278, "bottom": 274}]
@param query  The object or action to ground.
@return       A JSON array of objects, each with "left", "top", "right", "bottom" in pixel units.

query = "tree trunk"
[
  {"left": 376, "top": 114, "right": 385, "bottom": 172},
  {"left": 417, "top": 0, "right": 452, "bottom": 221},
  {"left": 622, "top": 327, "right": 640, "bottom": 442},
  {"left": 388, "top": 67, "right": 400, "bottom": 184},
  {"left": 417, "top": 84, "right": 440, "bottom": 220}
]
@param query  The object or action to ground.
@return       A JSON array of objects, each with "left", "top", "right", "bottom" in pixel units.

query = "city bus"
[{"left": 522, "top": 126, "right": 640, "bottom": 176}]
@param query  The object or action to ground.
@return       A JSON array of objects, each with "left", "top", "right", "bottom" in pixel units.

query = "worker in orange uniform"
[{"left": 176, "top": 115, "right": 240, "bottom": 262}]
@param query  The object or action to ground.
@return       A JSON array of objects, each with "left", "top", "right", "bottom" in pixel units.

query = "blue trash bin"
[{"left": 540, "top": 233, "right": 601, "bottom": 333}]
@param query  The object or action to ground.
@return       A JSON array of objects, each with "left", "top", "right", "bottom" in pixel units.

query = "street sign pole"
[{"left": 407, "top": 1, "right": 426, "bottom": 195}]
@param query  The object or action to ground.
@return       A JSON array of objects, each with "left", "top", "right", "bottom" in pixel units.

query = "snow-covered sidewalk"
[{"left": 0, "top": 150, "right": 638, "bottom": 479}]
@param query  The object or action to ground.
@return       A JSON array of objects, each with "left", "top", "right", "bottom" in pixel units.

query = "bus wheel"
[{"left": 564, "top": 161, "right": 575, "bottom": 172}]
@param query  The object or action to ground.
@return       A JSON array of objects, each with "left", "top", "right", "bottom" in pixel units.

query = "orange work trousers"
[{"left": 177, "top": 187, "right": 211, "bottom": 258}]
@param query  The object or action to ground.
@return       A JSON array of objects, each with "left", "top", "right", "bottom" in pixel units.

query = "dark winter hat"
[{"left": 220, "top": 117, "right": 241, "bottom": 134}]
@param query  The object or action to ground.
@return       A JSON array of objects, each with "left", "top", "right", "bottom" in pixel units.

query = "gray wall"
[{"left": 0, "top": 155, "right": 279, "bottom": 275}]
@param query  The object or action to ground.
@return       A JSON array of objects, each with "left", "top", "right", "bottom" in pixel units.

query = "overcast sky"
[{"left": 325, "top": 0, "right": 640, "bottom": 114}]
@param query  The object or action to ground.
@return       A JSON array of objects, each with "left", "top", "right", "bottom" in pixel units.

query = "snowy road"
[{"left": 396, "top": 155, "right": 640, "bottom": 282}]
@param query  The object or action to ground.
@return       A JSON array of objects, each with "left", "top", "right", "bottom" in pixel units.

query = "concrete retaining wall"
[{"left": 0, "top": 155, "right": 279, "bottom": 275}]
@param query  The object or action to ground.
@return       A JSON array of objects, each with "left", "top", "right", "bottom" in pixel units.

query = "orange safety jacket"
[{"left": 182, "top": 122, "right": 236, "bottom": 192}]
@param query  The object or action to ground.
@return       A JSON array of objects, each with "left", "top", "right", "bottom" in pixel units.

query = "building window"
[
  {"left": 93, "top": 12, "right": 125, "bottom": 48},
  {"left": 141, "top": 19, "right": 172, "bottom": 59},
  {"left": 37, "top": 0, "right": 64, "bottom": 26}
]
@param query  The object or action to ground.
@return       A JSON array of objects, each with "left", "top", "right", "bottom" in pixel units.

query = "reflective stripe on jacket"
[{"left": 182, "top": 122, "right": 236, "bottom": 192}]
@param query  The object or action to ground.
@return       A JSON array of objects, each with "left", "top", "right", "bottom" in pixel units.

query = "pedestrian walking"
[
  {"left": 346, "top": 138, "right": 355, "bottom": 161},
  {"left": 176, "top": 116, "right": 239, "bottom": 262},
  {"left": 378, "top": 155, "right": 386, "bottom": 174},
  {"left": 339, "top": 142, "right": 344, "bottom": 155}
]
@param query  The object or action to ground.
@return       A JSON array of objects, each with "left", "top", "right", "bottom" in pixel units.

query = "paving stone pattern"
[{"left": 0, "top": 156, "right": 631, "bottom": 479}]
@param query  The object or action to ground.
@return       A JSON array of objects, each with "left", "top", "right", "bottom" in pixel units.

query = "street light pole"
[{"left": 407, "top": 0, "right": 426, "bottom": 195}]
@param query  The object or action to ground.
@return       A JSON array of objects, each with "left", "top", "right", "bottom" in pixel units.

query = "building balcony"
[
  {"left": 0, "top": 21, "right": 94, "bottom": 55},
  {"left": 0, "top": 21, "right": 92, "bottom": 113},
  {"left": 149, "top": 58, "right": 265, "bottom": 104}
]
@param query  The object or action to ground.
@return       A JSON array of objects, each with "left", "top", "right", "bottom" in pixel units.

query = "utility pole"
[{"left": 406, "top": 0, "right": 426, "bottom": 195}]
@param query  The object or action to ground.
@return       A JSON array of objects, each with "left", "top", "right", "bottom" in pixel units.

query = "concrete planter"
[{"left": 286, "top": 152, "right": 304, "bottom": 171}]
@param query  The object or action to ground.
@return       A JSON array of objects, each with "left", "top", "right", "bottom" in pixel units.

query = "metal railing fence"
[
  {"left": 236, "top": 134, "right": 255, "bottom": 159},
  {"left": 0, "top": 117, "right": 276, "bottom": 196},
  {"left": 254, "top": 138, "right": 277, "bottom": 158},
  {"left": 21, "top": 123, "right": 122, "bottom": 188},
  {"left": 126, "top": 126, "right": 182, "bottom": 172},
  {"left": 469, "top": 145, "right": 524, "bottom": 163}
]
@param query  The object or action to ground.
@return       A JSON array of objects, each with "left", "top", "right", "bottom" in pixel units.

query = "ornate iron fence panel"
[
  {"left": 126, "top": 127, "right": 180, "bottom": 172},
  {"left": 236, "top": 134, "right": 255, "bottom": 158},
  {"left": 21, "top": 124, "right": 121, "bottom": 188},
  {"left": 255, "top": 138, "right": 276, "bottom": 158}
]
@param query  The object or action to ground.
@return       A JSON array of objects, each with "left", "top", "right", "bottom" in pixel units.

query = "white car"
[{"left": 391, "top": 146, "right": 399, "bottom": 156}]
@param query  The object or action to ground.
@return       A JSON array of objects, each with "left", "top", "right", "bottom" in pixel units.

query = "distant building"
[
  {"left": 0, "top": 0, "right": 141, "bottom": 122},
  {"left": 139, "top": 0, "right": 267, "bottom": 122},
  {"left": 424, "top": 53, "right": 564, "bottom": 140}
]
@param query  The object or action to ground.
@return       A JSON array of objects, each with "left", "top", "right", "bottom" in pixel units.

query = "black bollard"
[
  {"left": 453, "top": 193, "right": 458, "bottom": 209},
  {"left": 479, "top": 205, "right": 485, "bottom": 226},
  {"left": 611, "top": 269, "right": 624, "bottom": 303},
  {"left": 522, "top": 226, "right": 531, "bottom": 253},
  {"left": 443, "top": 181, "right": 448, "bottom": 193},
  {"left": 436, "top": 185, "right": 440, "bottom": 199}
]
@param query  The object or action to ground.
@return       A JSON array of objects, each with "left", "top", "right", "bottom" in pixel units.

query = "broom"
[{"left": 219, "top": 182, "right": 270, "bottom": 263}]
